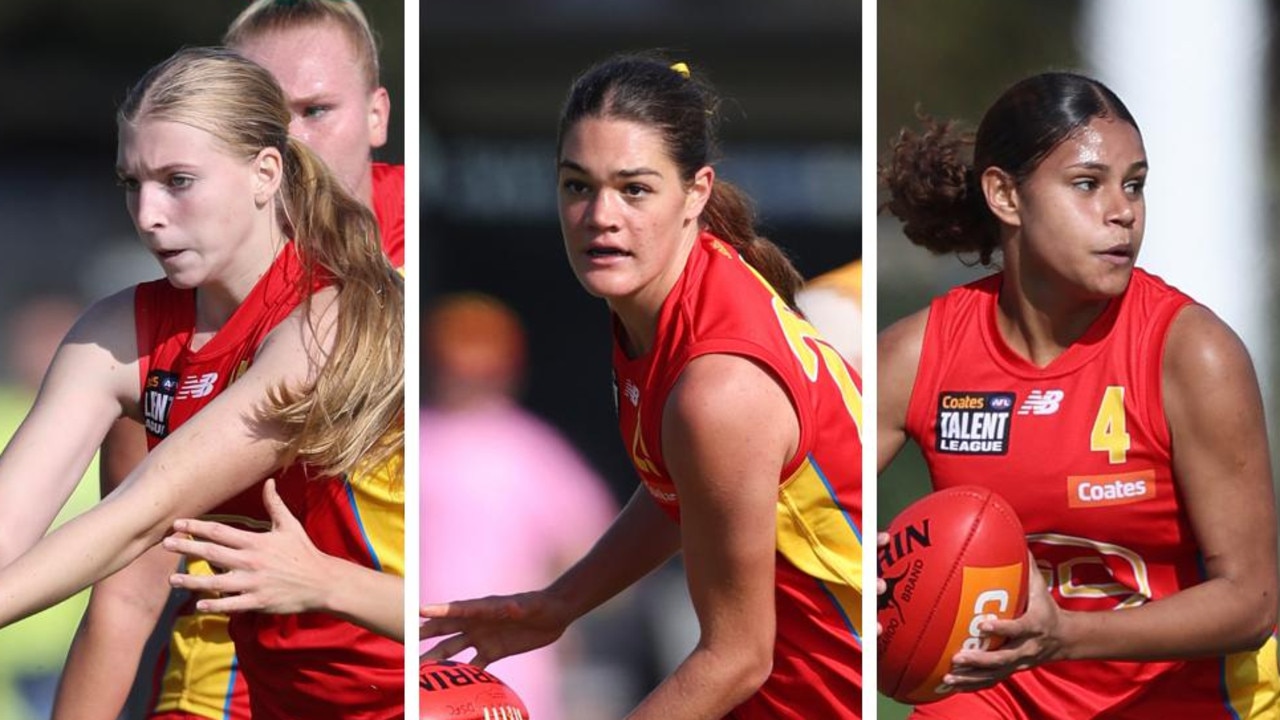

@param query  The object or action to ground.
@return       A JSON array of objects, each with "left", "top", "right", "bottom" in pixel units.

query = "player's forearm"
[
  {"left": 53, "top": 548, "right": 174, "bottom": 720},
  {"left": 322, "top": 557, "right": 405, "bottom": 641},
  {"left": 0, "top": 492, "right": 166, "bottom": 628},
  {"left": 1057, "top": 577, "right": 1276, "bottom": 662},
  {"left": 54, "top": 603, "right": 156, "bottom": 720},
  {"left": 547, "top": 486, "right": 681, "bottom": 622},
  {"left": 54, "top": 624, "right": 143, "bottom": 720},
  {"left": 627, "top": 641, "right": 771, "bottom": 720}
]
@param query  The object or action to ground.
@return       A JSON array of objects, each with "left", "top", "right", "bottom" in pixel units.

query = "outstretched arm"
[
  {"left": 420, "top": 482, "right": 681, "bottom": 665},
  {"left": 0, "top": 290, "right": 339, "bottom": 629},
  {"left": 0, "top": 292, "right": 138, "bottom": 566},
  {"left": 165, "top": 478, "right": 405, "bottom": 640}
]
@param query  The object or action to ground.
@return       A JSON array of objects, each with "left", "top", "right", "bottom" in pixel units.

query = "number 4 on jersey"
[{"left": 1090, "top": 386, "right": 1130, "bottom": 464}]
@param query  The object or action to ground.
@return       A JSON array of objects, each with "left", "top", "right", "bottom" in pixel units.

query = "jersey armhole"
[{"left": 132, "top": 283, "right": 156, "bottom": 396}]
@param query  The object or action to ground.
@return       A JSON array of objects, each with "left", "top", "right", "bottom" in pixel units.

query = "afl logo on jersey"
[
  {"left": 143, "top": 370, "right": 179, "bottom": 438},
  {"left": 936, "top": 391, "right": 1014, "bottom": 455}
]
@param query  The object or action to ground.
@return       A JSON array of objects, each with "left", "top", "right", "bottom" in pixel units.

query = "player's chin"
[
  {"left": 571, "top": 266, "right": 634, "bottom": 301},
  {"left": 161, "top": 269, "right": 204, "bottom": 291},
  {"left": 1080, "top": 267, "right": 1134, "bottom": 301}
]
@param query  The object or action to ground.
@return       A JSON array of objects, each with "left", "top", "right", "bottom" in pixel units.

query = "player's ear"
[
  {"left": 253, "top": 146, "right": 284, "bottom": 208},
  {"left": 685, "top": 165, "right": 714, "bottom": 222},
  {"left": 981, "top": 166, "right": 1021, "bottom": 228},
  {"left": 368, "top": 87, "right": 390, "bottom": 149}
]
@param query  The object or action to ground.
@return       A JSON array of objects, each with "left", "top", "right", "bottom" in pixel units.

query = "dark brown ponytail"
[{"left": 702, "top": 179, "right": 803, "bottom": 307}]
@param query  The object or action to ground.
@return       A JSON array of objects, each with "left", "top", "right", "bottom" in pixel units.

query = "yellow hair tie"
[{"left": 670, "top": 62, "right": 690, "bottom": 79}]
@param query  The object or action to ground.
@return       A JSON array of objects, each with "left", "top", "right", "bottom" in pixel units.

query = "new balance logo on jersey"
[
  {"left": 176, "top": 372, "right": 218, "bottom": 400},
  {"left": 935, "top": 391, "right": 1014, "bottom": 455},
  {"left": 1018, "top": 389, "right": 1064, "bottom": 416},
  {"left": 624, "top": 380, "right": 640, "bottom": 407},
  {"left": 143, "top": 370, "right": 179, "bottom": 438}
]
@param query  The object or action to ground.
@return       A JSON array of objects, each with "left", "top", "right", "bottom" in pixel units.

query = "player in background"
[
  {"left": 54, "top": 2, "right": 405, "bottom": 718},
  {"left": 226, "top": 0, "right": 403, "bottom": 271},
  {"left": 421, "top": 293, "right": 618, "bottom": 719},
  {"left": 0, "top": 46, "right": 404, "bottom": 719},
  {"left": 878, "top": 71, "right": 1278, "bottom": 718},
  {"left": 422, "top": 53, "right": 863, "bottom": 719},
  {"left": 796, "top": 259, "right": 860, "bottom": 370}
]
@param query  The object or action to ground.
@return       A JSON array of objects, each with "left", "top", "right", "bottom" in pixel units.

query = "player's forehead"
[
  {"left": 116, "top": 118, "right": 230, "bottom": 169},
  {"left": 235, "top": 19, "right": 365, "bottom": 87}
]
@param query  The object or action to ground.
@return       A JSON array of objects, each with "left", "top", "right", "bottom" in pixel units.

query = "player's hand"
[
  {"left": 876, "top": 531, "right": 889, "bottom": 636},
  {"left": 163, "top": 478, "right": 330, "bottom": 615},
  {"left": 419, "top": 591, "right": 573, "bottom": 668},
  {"left": 942, "top": 551, "right": 1063, "bottom": 691}
]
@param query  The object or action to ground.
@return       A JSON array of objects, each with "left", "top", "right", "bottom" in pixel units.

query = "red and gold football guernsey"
[
  {"left": 228, "top": 454, "right": 404, "bottom": 720},
  {"left": 613, "top": 231, "right": 863, "bottom": 719},
  {"left": 136, "top": 243, "right": 404, "bottom": 720},
  {"left": 371, "top": 162, "right": 404, "bottom": 271},
  {"left": 905, "top": 268, "right": 1279, "bottom": 719}
]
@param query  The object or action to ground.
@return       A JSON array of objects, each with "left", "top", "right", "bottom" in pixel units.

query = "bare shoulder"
[
  {"left": 63, "top": 286, "right": 137, "bottom": 348},
  {"left": 663, "top": 354, "right": 798, "bottom": 462},
  {"left": 666, "top": 354, "right": 793, "bottom": 425},
  {"left": 879, "top": 306, "right": 931, "bottom": 398},
  {"left": 1163, "top": 304, "right": 1257, "bottom": 391},
  {"left": 879, "top": 307, "right": 929, "bottom": 362}
]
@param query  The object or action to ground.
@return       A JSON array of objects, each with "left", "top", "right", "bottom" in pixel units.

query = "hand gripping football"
[{"left": 877, "top": 485, "right": 1029, "bottom": 704}]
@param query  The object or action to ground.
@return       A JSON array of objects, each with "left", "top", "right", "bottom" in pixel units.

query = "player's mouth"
[
  {"left": 154, "top": 248, "right": 189, "bottom": 263},
  {"left": 1096, "top": 243, "right": 1134, "bottom": 265},
  {"left": 584, "top": 245, "right": 632, "bottom": 263}
]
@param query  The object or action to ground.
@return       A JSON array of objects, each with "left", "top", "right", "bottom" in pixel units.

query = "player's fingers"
[
  {"left": 876, "top": 531, "right": 890, "bottom": 548},
  {"left": 162, "top": 535, "right": 242, "bottom": 569},
  {"left": 172, "top": 568, "right": 254, "bottom": 594},
  {"left": 170, "top": 571, "right": 224, "bottom": 593},
  {"left": 262, "top": 479, "right": 302, "bottom": 531},
  {"left": 421, "top": 598, "right": 511, "bottom": 621},
  {"left": 418, "top": 617, "right": 474, "bottom": 640},
  {"left": 941, "top": 670, "right": 1003, "bottom": 692},
  {"left": 171, "top": 517, "right": 252, "bottom": 549},
  {"left": 470, "top": 649, "right": 496, "bottom": 670},
  {"left": 951, "top": 645, "right": 1023, "bottom": 671},
  {"left": 975, "top": 615, "right": 1021, "bottom": 640},
  {"left": 422, "top": 634, "right": 475, "bottom": 661},
  {"left": 194, "top": 591, "right": 263, "bottom": 615}
]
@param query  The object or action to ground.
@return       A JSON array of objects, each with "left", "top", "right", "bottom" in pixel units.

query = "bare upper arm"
[
  {"left": 878, "top": 307, "right": 929, "bottom": 472},
  {"left": 661, "top": 354, "right": 795, "bottom": 648},
  {"left": 1162, "top": 305, "right": 1276, "bottom": 594},
  {"left": 0, "top": 288, "right": 140, "bottom": 558}
]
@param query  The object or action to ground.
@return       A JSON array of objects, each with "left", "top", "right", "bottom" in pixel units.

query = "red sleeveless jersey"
[
  {"left": 613, "top": 232, "right": 863, "bottom": 718},
  {"left": 371, "top": 162, "right": 404, "bottom": 271},
  {"left": 905, "top": 268, "right": 1279, "bottom": 719},
  {"left": 136, "top": 244, "right": 404, "bottom": 720}
]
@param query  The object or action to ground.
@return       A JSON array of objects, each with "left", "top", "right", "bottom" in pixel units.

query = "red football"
[
  {"left": 877, "top": 485, "right": 1029, "bottom": 704},
  {"left": 420, "top": 660, "right": 530, "bottom": 719}
]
